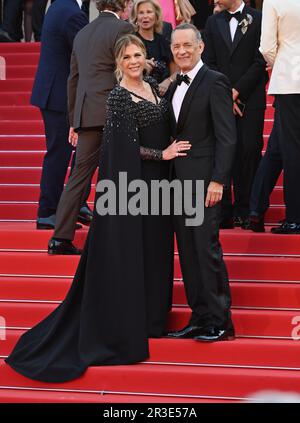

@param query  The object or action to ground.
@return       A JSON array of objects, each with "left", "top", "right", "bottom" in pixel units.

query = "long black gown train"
[{"left": 5, "top": 79, "right": 174, "bottom": 383}]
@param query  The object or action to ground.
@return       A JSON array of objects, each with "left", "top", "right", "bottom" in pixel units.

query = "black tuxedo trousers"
[
  {"left": 276, "top": 94, "right": 300, "bottom": 223},
  {"left": 222, "top": 108, "right": 265, "bottom": 219}
]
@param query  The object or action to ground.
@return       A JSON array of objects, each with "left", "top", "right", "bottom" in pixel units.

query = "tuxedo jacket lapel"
[
  {"left": 231, "top": 7, "right": 254, "bottom": 55},
  {"left": 168, "top": 81, "right": 178, "bottom": 135},
  {"left": 216, "top": 14, "right": 232, "bottom": 53},
  {"left": 176, "top": 65, "right": 209, "bottom": 135}
]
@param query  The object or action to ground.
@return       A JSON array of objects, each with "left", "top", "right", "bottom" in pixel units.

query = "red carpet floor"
[{"left": 0, "top": 42, "right": 300, "bottom": 403}]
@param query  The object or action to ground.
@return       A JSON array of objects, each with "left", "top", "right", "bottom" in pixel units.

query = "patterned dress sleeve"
[{"left": 103, "top": 86, "right": 164, "bottom": 162}]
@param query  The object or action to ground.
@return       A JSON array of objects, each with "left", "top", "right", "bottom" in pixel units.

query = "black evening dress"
[
  {"left": 136, "top": 32, "right": 172, "bottom": 83},
  {"left": 5, "top": 79, "right": 174, "bottom": 383}
]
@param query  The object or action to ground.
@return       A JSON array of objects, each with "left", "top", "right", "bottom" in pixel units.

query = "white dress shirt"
[
  {"left": 172, "top": 59, "right": 204, "bottom": 122},
  {"left": 228, "top": 1, "right": 245, "bottom": 41},
  {"left": 76, "top": 0, "right": 83, "bottom": 9},
  {"left": 101, "top": 10, "right": 120, "bottom": 19}
]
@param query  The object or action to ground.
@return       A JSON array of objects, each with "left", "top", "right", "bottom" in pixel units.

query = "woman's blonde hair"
[
  {"left": 114, "top": 34, "right": 147, "bottom": 81},
  {"left": 130, "top": 0, "right": 163, "bottom": 34}
]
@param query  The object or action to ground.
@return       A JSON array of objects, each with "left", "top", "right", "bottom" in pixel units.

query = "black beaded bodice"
[{"left": 103, "top": 78, "right": 170, "bottom": 161}]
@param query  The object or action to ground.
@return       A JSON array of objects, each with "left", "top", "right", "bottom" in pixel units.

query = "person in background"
[
  {"left": 190, "top": 0, "right": 212, "bottom": 30},
  {"left": 48, "top": 0, "right": 133, "bottom": 255},
  {"left": 213, "top": 0, "right": 225, "bottom": 14},
  {"left": 0, "top": 0, "right": 56, "bottom": 42},
  {"left": 131, "top": 0, "right": 175, "bottom": 95},
  {"left": 203, "top": 0, "right": 268, "bottom": 230},
  {"left": 174, "top": 0, "right": 196, "bottom": 25},
  {"left": 248, "top": 104, "right": 282, "bottom": 232},
  {"left": 0, "top": 0, "right": 23, "bottom": 41},
  {"left": 32, "top": 0, "right": 89, "bottom": 230},
  {"left": 260, "top": 0, "right": 300, "bottom": 234}
]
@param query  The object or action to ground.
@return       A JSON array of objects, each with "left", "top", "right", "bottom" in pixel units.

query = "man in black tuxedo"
[
  {"left": 203, "top": 0, "right": 268, "bottom": 229},
  {"left": 167, "top": 24, "right": 236, "bottom": 342},
  {"left": 31, "top": 0, "right": 89, "bottom": 230},
  {"left": 190, "top": 0, "right": 212, "bottom": 30}
]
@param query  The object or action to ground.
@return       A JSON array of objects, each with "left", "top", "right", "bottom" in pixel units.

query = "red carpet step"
[
  {"left": 0, "top": 184, "right": 284, "bottom": 205},
  {"left": 1, "top": 302, "right": 297, "bottom": 338},
  {"left": 1, "top": 276, "right": 300, "bottom": 311},
  {"left": 0, "top": 224, "right": 299, "bottom": 256},
  {"left": 0, "top": 106, "right": 42, "bottom": 120},
  {"left": 6, "top": 66, "right": 37, "bottom": 79},
  {"left": 0, "top": 53, "right": 39, "bottom": 66},
  {"left": 0, "top": 42, "right": 40, "bottom": 53},
  {"left": 0, "top": 136, "right": 45, "bottom": 150},
  {"left": 1, "top": 359, "right": 300, "bottom": 401},
  {"left": 0, "top": 80, "right": 34, "bottom": 92},
  {"left": 0, "top": 121, "right": 44, "bottom": 135},
  {"left": 2, "top": 332, "right": 300, "bottom": 370},
  {"left": 0, "top": 202, "right": 285, "bottom": 223},
  {"left": 0, "top": 93, "right": 31, "bottom": 106},
  {"left": 1, "top": 252, "right": 299, "bottom": 282}
]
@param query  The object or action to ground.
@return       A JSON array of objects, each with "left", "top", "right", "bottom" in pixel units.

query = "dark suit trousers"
[
  {"left": 54, "top": 129, "right": 102, "bottom": 241},
  {"left": 2, "top": 0, "right": 23, "bottom": 41},
  {"left": 174, "top": 200, "right": 232, "bottom": 329},
  {"left": 39, "top": 109, "right": 73, "bottom": 218},
  {"left": 32, "top": 0, "right": 53, "bottom": 41},
  {"left": 222, "top": 108, "right": 265, "bottom": 219},
  {"left": 250, "top": 107, "right": 282, "bottom": 216},
  {"left": 276, "top": 94, "right": 300, "bottom": 223}
]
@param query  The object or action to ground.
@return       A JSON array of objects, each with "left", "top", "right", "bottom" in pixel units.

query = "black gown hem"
[{"left": 5, "top": 354, "right": 150, "bottom": 384}]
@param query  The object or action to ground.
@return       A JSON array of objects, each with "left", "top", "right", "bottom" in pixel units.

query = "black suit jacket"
[
  {"left": 168, "top": 64, "right": 236, "bottom": 187},
  {"left": 31, "top": 0, "right": 88, "bottom": 112},
  {"left": 68, "top": 13, "right": 133, "bottom": 129},
  {"left": 162, "top": 21, "right": 172, "bottom": 43},
  {"left": 203, "top": 6, "right": 268, "bottom": 109}
]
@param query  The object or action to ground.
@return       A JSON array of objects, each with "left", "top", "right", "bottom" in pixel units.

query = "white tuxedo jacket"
[{"left": 260, "top": 0, "right": 300, "bottom": 94}]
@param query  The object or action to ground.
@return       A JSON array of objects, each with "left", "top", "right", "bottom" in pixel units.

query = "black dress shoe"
[
  {"left": 77, "top": 206, "right": 93, "bottom": 226},
  {"left": 166, "top": 325, "right": 205, "bottom": 339},
  {"left": 0, "top": 29, "right": 14, "bottom": 42},
  {"left": 233, "top": 216, "right": 244, "bottom": 227},
  {"left": 48, "top": 239, "right": 82, "bottom": 255},
  {"left": 249, "top": 215, "right": 265, "bottom": 233},
  {"left": 219, "top": 218, "right": 234, "bottom": 229},
  {"left": 241, "top": 217, "right": 251, "bottom": 230},
  {"left": 271, "top": 222, "right": 300, "bottom": 234},
  {"left": 194, "top": 327, "right": 235, "bottom": 342},
  {"left": 37, "top": 214, "right": 82, "bottom": 230}
]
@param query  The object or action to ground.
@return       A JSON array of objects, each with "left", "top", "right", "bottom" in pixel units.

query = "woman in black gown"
[{"left": 5, "top": 34, "right": 191, "bottom": 383}]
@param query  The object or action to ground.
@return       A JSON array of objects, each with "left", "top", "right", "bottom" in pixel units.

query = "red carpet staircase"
[{"left": 0, "top": 42, "right": 300, "bottom": 403}]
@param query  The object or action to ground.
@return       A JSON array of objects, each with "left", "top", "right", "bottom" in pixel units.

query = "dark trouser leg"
[
  {"left": 233, "top": 109, "right": 265, "bottom": 217},
  {"left": 2, "top": 0, "right": 23, "bottom": 40},
  {"left": 277, "top": 94, "right": 300, "bottom": 223},
  {"left": 54, "top": 129, "right": 102, "bottom": 241},
  {"left": 69, "top": 150, "right": 91, "bottom": 208},
  {"left": 250, "top": 107, "right": 283, "bottom": 215},
  {"left": 38, "top": 109, "right": 73, "bottom": 218},
  {"left": 31, "top": 0, "right": 48, "bottom": 41},
  {"left": 174, "top": 199, "right": 232, "bottom": 329}
]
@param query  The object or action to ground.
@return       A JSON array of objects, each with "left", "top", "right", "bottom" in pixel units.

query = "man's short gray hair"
[{"left": 171, "top": 23, "right": 202, "bottom": 43}]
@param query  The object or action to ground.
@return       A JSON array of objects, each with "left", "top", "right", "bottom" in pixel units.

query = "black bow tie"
[
  {"left": 176, "top": 74, "right": 191, "bottom": 86},
  {"left": 224, "top": 10, "right": 244, "bottom": 23}
]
